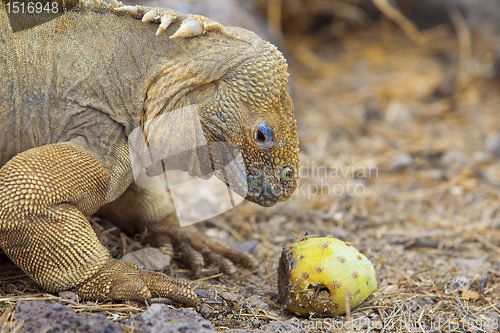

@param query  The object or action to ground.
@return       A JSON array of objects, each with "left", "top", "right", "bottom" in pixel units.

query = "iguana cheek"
[{"left": 186, "top": 81, "right": 219, "bottom": 104}]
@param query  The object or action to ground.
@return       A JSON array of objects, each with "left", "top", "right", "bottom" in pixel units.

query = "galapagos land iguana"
[{"left": 0, "top": 0, "right": 299, "bottom": 306}]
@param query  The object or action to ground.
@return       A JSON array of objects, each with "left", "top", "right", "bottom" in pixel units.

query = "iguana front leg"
[{"left": 0, "top": 143, "right": 198, "bottom": 306}]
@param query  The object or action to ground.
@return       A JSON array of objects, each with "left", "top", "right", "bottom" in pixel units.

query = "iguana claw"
[
  {"left": 138, "top": 9, "right": 178, "bottom": 36},
  {"left": 170, "top": 16, "right": 226, "bottom": 39},
  {"left": 141, "top": 9, "right": 163, "bottom": 23},
  {"left": 157, "top": 13, "right": 175, "bottom": 36},
  {"left": 113, "top": 5, "right": 139, "bottom": 16},
  {"left": 108, "top": 0, "right": 122, "bottom": 8},
  {"left": 170, "top": 19, "right": 203, "bottom": 39}
]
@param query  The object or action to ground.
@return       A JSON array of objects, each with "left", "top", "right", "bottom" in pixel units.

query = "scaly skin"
[{"left": 0, "top": 0, "right": 299, "bottom": 306}]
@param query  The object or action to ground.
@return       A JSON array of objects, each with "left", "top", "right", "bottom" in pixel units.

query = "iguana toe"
[
  {"left": 157, "top": 12, "right": 176, "bottom": 36},
  {"left": 165, "top": 228, "right": 258, "bottom": 278},
  {"left": 140, "top": 270, "right": 199, "bottom": 307},
  {"left": 108, "top": 0, "right": 122, "bottom": 8},
  {"left": 113, "top": 5, "right": 139, "bottom": 16},
  {"left": 98, "top": 184, "right": 258, "bottom": 279},
  {"left": 170, "top": 16, "right": 226, "bottom": 39},
  {"left": 140, "top": 8, "right": 163, "bottom": 23}
]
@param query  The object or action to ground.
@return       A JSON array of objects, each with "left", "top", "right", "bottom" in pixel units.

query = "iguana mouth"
[{"left": 245, "top": 165, "right": 298, "bottom": 207}]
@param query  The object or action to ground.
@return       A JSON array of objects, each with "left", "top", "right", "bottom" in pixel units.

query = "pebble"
[
  {"left": 121, "top": 247, "right": 171, "bottom": 271},
  {"left": 52, "top": 303, "right": 63, "bottom": 311},
  {"left": 485, "top": 132, "right": 500, "bottom": 158},
  {"left": 384, "top": 101, "right": 413, "bottom": 132},
  {"left": 221, "top": 292, "right": 239, "bottom": 302},
  {"left": 243, "top": 295, "right": 268, "bottom": 309},
  {"left": 198, "top": 303, "right": 214, "bottom": 317},
  {"left": 440, "top": 149, "right": 475, "bottom": 171},
  {"left": 449, "top": 276, "right": 471, "bottom": 291},
  {"left": 388, "top": 154, "right": 413, "bottom": 171}
]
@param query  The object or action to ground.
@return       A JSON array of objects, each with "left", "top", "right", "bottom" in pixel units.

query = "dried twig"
[
  {"left": 371, "top": 0, "right": 427, "bottom": 44},
  {"left": 448, "top": 4, "right": 472, "bottom": 92}
]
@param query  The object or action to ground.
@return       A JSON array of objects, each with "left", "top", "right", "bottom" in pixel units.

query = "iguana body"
[{"left": 0, "top": 0, "right": 298, "bottom": 306}]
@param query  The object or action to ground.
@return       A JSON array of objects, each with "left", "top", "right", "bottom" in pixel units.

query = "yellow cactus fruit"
[{"left": 278, "top": 236, "right": 377, "bottom": 317}]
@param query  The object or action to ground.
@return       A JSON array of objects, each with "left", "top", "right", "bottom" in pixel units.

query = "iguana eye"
[{"left": 253, "top": 123, "right": 273, "bottom": 148}]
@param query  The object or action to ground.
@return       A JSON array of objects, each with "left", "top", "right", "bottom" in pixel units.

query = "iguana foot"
[
  {"left": 114, "top": 5, "right": 226, "bottom": 37},
  {"left": 156, "top": 227, "right": 258, "bottom": 278},
  {"left": 97, "top": 183, "right": 258, "bottom": 278},
  {"left": 75, "top": 258, "right": 199, "bottom": 306}
]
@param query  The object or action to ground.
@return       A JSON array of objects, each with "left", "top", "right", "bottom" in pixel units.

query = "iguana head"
[
  {"left": 143, "top": 28, "right": 299, "bottom": 207},
  {"left": 196, "top": 43, "right": 299, "bottom": 207}
]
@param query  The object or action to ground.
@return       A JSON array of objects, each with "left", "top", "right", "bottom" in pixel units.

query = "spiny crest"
[{"left": 227, "top": 44, "right": 289, "bottom": 108}]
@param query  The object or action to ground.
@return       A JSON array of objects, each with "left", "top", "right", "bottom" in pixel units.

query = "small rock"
[
  {"left": 221, "top": 291, "right": 239, "bottom": 302},
  {"left": 425, "top": 169, "right": 444, "bottom": 180},
  {"left": 425, "top": 329, "right": 442, "bottom": 333},
  {"left": 52, "top": 303, "right": 63, "bottom": 311},
  {"left": 262, "top": 319, "right": 308, "bottom": 333},
  {"left": 204, "top": 228, "right": 228, "bottom": 239},
  {"left": 59, "top": 291, "right": 79, "bottom": 303},
  {"left": 195, "top": 289, "right": 216, "bottom": 301},
  {"left": 473, "top": 150, "right": 492, "bottom": 162},
  {"left": 449, "top": 185, "right": 464, "bottom": 196},
  {"left": 239, "top": 287, "right": 249, "bottom": 296},
  {"left": 242, "top": 295, "right": 269, "bottom": 309},
  {"left": 414, "top": 297, "right": 434, "bottom": 307},
  {"left": 440, "top": 149, "right": 475, "bottom": 171},
  {"left": 198, "top": 303, "right": 214, "bottom": 318},
  {"left": 121, "top": 247, "right": 171, "bottom": 271},
  {"left": 485, "top": 132, "right": 500, "bottom": 158},
  {"left": 127, "top": 304, "right": 217, "bottom": 333},
  {"left": 388, "top": 154, "right": 413, "bottom": 171},
  {"left": 333, "top": 211, "right": 344, "bottom": 222},
  {"left": 486, "top": 310, "right": 500, "bottom": 320},
  {"left": 480, "top": 165, "right": 500, "bottom": 186},
  {"left": 452, "top": 256, "right": 488, "bottom": 272},
  {"left": 364, "top": 100, "right": 382, "bottom": 122},
  {"left": 14, "top": 300, "right": 123, "bottom": 333},
  {"left": 384, "top": 100, "right": 413, "bottom": 132},
  {"left": 230, "top": 240, "right": 258, "bottom": 254},
  {"left": 449, "top": 276, "right": 471, "bottom": 291}
]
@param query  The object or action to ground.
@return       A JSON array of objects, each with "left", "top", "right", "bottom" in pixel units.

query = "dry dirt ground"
[{"left": 2, "top": 1, "right": 500, "bottom": 332}]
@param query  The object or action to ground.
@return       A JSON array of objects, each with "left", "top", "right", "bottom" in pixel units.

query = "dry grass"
[{"left": 2, "top": 0, "right": 500, "bottom": 331}]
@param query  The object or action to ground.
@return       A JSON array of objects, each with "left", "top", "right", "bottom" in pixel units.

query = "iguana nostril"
[{"left": 281, "top": 166, "right": 294, "bottom": 182}]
